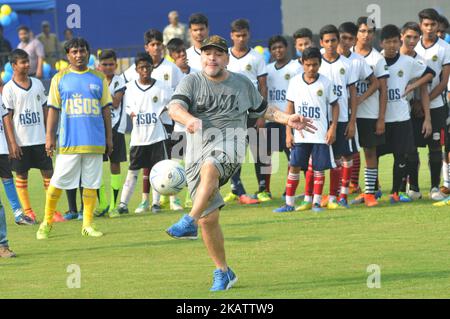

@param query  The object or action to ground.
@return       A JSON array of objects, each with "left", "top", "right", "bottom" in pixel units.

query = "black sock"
[
  {"left": 407, "top": 151, "right": 420, "bottom": 192},
  {"left": 429, "top": 151, "right": 442, "bottom": 189},
  {"left": 393, "top": 154, "right": 407, "bottom": 194},
  {"left": 66, "top": 189, "right": 78, "bottom": 212},
  {"left": 255, "top": 162, "right": 265, "bottom": 193},
  {"left": 79, "top": 186, "right": 84, "bottom": 212},
  {"left": 113, "top": 189, "right": 120, "bottom": 206},
  {"left": 231, "top": 169, "right": 246, "bottom": 196}
]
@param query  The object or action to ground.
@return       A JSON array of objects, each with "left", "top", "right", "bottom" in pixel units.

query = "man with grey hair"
[
  {"left": 163, "top": 11, "right": 189, "bottom": 45},
  {"left": 165, "top": 35, "right": 316, "bottom": 291}
]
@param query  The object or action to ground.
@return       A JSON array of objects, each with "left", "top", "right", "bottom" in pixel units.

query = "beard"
[{"left": 203, "top": 66, "right": 225, "bottom": 78}]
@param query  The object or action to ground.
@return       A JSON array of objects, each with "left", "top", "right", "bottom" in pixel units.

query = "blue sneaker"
[
  {"left": 77, "top": 211, "right": 83, "bottom": 221},
  {"left": 15, "top": 213, "right": 35, "bottom": 226},
  {"left": 375, "top": 189, "right": 382, "bottom": 199},
  {"left": 166, "top": 214, "right": 198, "bottom": 240},
  {"left": 312, "top": 203, "right": 323, "bottom": 213},
  {"left": 338, "top": 198, "right": 349, "bottom": 208},
  {"left": 210, "top": 268, "right": 238, "bottom": 291},
  {"left": 399, "top": 192, "right": 412, "bottom": 203},
  {"left": 64, "top": 211, "right": 79, "bottom": 220},
  {"left": 273, "top": 204, "right": 295, "bottom": 213}
]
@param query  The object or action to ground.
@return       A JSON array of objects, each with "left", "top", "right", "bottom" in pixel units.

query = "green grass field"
[{"left": 1, "top": 142, "right": 450, "bottom": 299}]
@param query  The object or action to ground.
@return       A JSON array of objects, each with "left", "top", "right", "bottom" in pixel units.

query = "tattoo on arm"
[{"left": 264, "top": 105, "right": 289, "bottom": 125}]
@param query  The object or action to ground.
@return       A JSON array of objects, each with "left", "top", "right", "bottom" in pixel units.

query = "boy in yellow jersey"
[{"left": 36, "top": 38, "right": 113, "bottom": 239}]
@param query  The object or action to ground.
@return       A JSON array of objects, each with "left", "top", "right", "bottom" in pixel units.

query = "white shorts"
[{"left": 50, "top": 154, "right": 103, "bottom": 190}]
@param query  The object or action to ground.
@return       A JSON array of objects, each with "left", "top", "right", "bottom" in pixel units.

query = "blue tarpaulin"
[
  {"left": 2, "top": 0, "right": 57, "bottom": 49},
  {"left": 3, "top": 0, "right": 55, "bottom": 11}
]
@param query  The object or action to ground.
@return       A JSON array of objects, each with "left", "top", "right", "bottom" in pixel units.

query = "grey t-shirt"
[{"left": 170, "top": 71, "right": 267, "bottom": 166}]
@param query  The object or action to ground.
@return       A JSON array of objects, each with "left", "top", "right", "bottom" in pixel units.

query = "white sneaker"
[
  {"left": 430, "top": 187, "right": 446, "bottom": 201},
  {"left": 170, "top": 198, "right": 184, "bottom": 211},
  {"left": 407, "top": 190, "right": 422, "bottom": 201},
  {"left": 135, "top": 200, "right": 150, "bottom": 214}
]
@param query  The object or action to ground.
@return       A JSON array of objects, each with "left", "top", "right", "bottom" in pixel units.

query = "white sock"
[
  {"left": 444, "top": 162, "right": 450, "bottom": 188},
  {"left": 170, "top": 195, "right": 178, "bottom": 204},
  {"left": 313, "top": 194, "right": 322, "bottom": 205},
  {"left": 142, "top": 193, "right": 150, "bottom": 202},
  {"left": 304, "top": 195, "right": 313, "bottom": 203},
  {"left": 152, "top": 189, "right": 161, "bottom": 206},
  {"left": 120, "top": 170, "right": 139, "bottom": 205}
]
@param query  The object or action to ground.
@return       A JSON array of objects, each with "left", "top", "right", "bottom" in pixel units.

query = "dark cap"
[{"left": 200, "top": 35, "right": 229, "bottom": 52}]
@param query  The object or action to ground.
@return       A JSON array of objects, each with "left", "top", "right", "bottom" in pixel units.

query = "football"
[{"left": 150, "top": 160, "right": 187, "bottom": 196}]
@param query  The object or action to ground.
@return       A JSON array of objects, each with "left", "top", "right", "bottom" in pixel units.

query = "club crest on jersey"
[
  {"left": 317, "top": 89, "right": 323, "bottom": 97},
  {"left": 164, "top": 73, "right": 170, "bottom": 81},
  {"left": 398, "top": 70, "right": 404, "bottom": 77},
  {"left": 340, "top": 68, "right": 345, "bottom": 75},
  {"left": 114, "top": 81, "right": 119, "bottom": 89},
  {"left": 384, "top": 65, "right": 389, "bottom": 71},
  {"left": 89, "top": 84, "right": 101, "bottom": 96},
  {"left": 432, "top": 55, "right": 438, "bottom": 62},
  {"left": 37, "top": 95, "right": 41, "bottom": 102},
  {"left": 246, "top": 64, "right": 252, "bottom": 71},
  {"left": 285, "top": 73, "right": 291, "bottom": 80},
  {"left": 153, "top": 96, "right": 158, "bottom": 103}
]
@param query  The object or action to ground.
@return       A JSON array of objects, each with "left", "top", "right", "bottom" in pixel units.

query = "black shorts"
[
  {"left": 377, "top": 120, "right": 415, "bottom": 156},
  {"left": 411, "top": 115, "right": 427, "bottom": 148},
  {"left": 357, "top": 118, "right": 386, "bottom": 148},
  {"left": 10, "top": 144, "right": 53, "bottom": 174},
  {"left": 171, "top": 131, "right": 187, "bottom": 160},
  {"left": 332, "top": 122, "right": 359, "bottom": 157},
  {"left": 103, "top": 130, "right": 127, "bottom": 163},
  {"left": 129, "top": 141, "right": 168, "bottom": 171},
  {"left": 266, "top": 122, "right": 289, "bottom": 153},
  {"left": 0, "top": 155, "right": 13, "bottom": 179},
  {"left": 429, "top": 106, "right": 447, "bottom": 148}
]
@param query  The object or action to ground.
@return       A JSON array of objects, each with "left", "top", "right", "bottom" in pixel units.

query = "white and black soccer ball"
[{"left": 150, "top": 160, "right": 187, "bottom": 196}]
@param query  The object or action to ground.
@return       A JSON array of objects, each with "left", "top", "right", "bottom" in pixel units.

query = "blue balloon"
[
  {"left": 43, "top": 63, "right": 51, "bottom": 79},
  {"left": 10, "top": 12, "right": 18, "bottom": 23},
  {"left": 445, "top": 33, "right": 450, "bottom": 44},
  {"left": 0, "top": 15, "right": 12, "bottom": 27},
  {"left": 263, "top": 48, "right": 271, "bottom": 64},
  {"left": 4, "top": 62, "right": 12, "bottom": 73},
  {"left": 88, "top": 55, "right": 96, "bottom": 67},
  {"left": 2, "top": 71, "right": 12, "bottom": 83}
]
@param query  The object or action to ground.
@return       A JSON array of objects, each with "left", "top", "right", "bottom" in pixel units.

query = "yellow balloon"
[
  {"left": 55, "top": 60, "right": 69, "bottom": 71},
  {"left": 254, "top": 46, "right": 264, "bottom": 55},
  {"left": 1, "top": 5, "right": 12, "bottom": 16}
]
